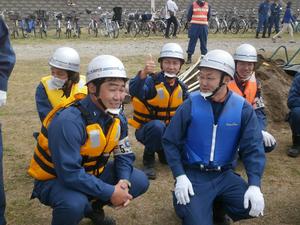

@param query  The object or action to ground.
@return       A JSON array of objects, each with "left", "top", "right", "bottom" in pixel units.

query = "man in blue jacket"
[
  {"left": 28, "top": 55, "right": 149, "bottom": 225},
  {"left": 267, "top": 0, "right": 282, "bottom": 37},
  {"left": 0, "top": 17, "right": 16, "bottom": 225},
  {"left": 129, "top": 43, "right": 189, "bottom": 180},
  {"left": 256, "top": 0, "right": 270, "bottom": 38},
  {"left": 163, "top": 49, "right": 266, "bottom": 225},
  {"left": 287, "top": 73, "right": 300, "bottom": 157}
]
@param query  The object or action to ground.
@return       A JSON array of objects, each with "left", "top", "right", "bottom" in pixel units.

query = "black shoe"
[
  {"left": 157, "top": 150, "right": 167, "bottom": 164},
  {"left": 214, "top": 216, "right": 231, "bottom": 225},
  {"left": 287, "top": 147, "right": 300, "bottom": 157},
  {"left": 86, "top": 206, "right": 116, "bottom": 225},
  {"left": 143, "top": 151, "right": 156, "bottom": 179}
]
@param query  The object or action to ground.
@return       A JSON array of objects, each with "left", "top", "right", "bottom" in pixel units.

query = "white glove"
[
  {"left": 174, "top": 175, "right": 195, "bottom": 205},
  {"left": 0, "top": 90, "right": 7, "bottom": 107},
  {"left": 244, "top": 185, "right": 265, "bottom": 217},
  {"left": 261, "top": 130, "right": 276, "bottom": 147}
]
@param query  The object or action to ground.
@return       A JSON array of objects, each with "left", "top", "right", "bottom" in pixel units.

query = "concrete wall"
[{"left": 0, "top": 0, "right": 299, "bottom": 27}]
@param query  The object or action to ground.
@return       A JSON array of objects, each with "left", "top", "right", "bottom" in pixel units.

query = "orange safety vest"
[
  {"left": 228, "top": 74, "right": 258, "bottom": 107},
  {"left": 190, "top": 1, "right": 209, "bottom": 25},
  {"left": 41, "top": 75, "right": 87, "bottom": 108},
  {"left": 28, "top": 97, "right": 121, "bottom": 181},
  {"left": 128, "top": 82, "right": 184, "bottom": 129}
]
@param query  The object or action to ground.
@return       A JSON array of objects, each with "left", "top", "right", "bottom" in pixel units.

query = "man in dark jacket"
[
  {"left": 0, "top": 17, "right": 16, "bottom": 225},
  {"left": 287, "top": 73, "right": 300, "bottom": 157}
]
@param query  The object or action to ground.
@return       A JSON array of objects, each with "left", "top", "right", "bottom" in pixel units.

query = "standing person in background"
[
  {"left": 0, "top": 17, "right": 16, "bottom": 225},
  {"left": 286, "top": 73, "right": 300, "bottom": 158},
  {"left": 267, "top": 0, "right": 282, "bottom": 37},
  {"left": 272, "top": 1, "right": 296, "bottom": 43},
  {"left": 186, "top": 0, "right": 211, "bottom": 64},
  {"left": 165, "top": 0, "right": 179, "bottom": 38},
  {"left": 129, "top": 43, "right": 189, "bottom": 180},
  {"left": 228, "top": 43, "right": 276, "bottom": 153},
  {"left": 35, "top": 47, "right": 87, "bottom": 122},
  {"left": 256, "top": 0, "right": 270, "bottom": 38}
]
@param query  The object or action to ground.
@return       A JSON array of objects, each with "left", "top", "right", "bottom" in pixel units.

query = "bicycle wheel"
[
  {"left": 112, "top": 21, "right": 119, "bottom": 38},
  {"left": 129, "top": 22, "right": 139, "bottom": 37},
  {"left": 229, "top": 19, "right": 239, "bottom": 34},
  {"left": 141, "top": 22, "right": 150, "bottom": 37},
  {"left": 238, "top": 19, "right": 247, "bottom": 34},
  {"left": 154, "top": 20, "right": 166, "bottom": 36},
  {"left": 208, "top": 19, "right": 218, "bottom": 34},
  {"left": 220, "top": 20, "right": 228, "bottom": 34}
]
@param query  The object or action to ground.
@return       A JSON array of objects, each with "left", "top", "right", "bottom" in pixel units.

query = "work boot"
[
  {"left": 143, "top": 151, "right": 156, "bottom": 179},
  {"left": 287, "top": 135, "right": 300, "bottom": 158},
  {"left": 213, "top": 200, "right": 231, "bottom": 225},
  {"left": 186, "top": 54, "right": 192, "bottom": 64},
  {"left": 157, "top": 149, "right": 167, "bottom": 164},
  {"left": 86, "top": 202, "right": 116, "bottom": 225},
  {"left": 255, "top": 32, "right": 260, "bottom": 39}
]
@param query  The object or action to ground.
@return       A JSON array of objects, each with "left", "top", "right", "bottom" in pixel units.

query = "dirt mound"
[{"left": 256, "top": 54, "right": 293, "bottom": 123}]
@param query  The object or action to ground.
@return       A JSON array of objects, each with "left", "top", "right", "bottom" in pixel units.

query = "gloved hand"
[
  {"left": 0, "top": 90, "right": 7, "bottom": 107},
  {"left": 174, "top": 174, "right": 194, "bottom": 205},
  {"left": 261, "top": 130, "right": 276, "bottom": 147},
  {"left": 244, "top": 185, "right": 265, "bottom": 217}
]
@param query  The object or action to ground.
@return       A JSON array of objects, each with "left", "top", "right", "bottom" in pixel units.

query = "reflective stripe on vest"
[
  {"left": 228, "top": 74, "right": 257, "bottom": 107},
  {"left": 184, "top": 92, "right": 244, "bottom": 166},
  {"left": 28, "top": 99, "right": 121, "bottom": 181},
  {"left": 128, "top": 82, "right": 184, "bottom": 129},
  {"left": 41, "top": 75, "right": 87, "bottom": 108},
  {"left": 190, "top": 1, "right": 209, "bottom": 25}
]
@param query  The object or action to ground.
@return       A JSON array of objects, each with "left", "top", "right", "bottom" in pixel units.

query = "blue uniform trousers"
[
  {"left": 135, "top": 120, "right": 166, "bottom": 154},
  {"left": 289, "top": 107, "right": 300, "bottom": 135},
  {"left": 268, "top": 15, "right": 280, "bottom": 35},
  {"left": 0, "top": 125, "right": 6, "bottom": 225},
  {"left": 31, "top": 162, "right": 149, "bottom": 225},
  {"left": 187, "top": 24, "right": 208, "bottom": 56},
  {"left": 173, "top": 168, "right": 251, "bottom": 225},
  {"left": 257, "top": 16, "right": 269, "bottom": 35}
]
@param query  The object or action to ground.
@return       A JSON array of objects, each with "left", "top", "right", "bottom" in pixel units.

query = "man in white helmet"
[
  {"left": 28, "top": 55, "right": 149, "bottom": 225},
  {"left": 163, "top": 49, "right": 266, "bottom": 225},
  {"left": 35, "top": 46, "right": 87, "bottom": 122},
  {"left": 228, "top": 43, "right": 276, "bottom": 153},
  {"left": 129, "top": 43, "right": 189, "bottom": 180}
]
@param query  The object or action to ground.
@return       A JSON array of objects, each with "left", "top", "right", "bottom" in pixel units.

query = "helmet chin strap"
[{"left": 200, "top": 73, "right": 226, "bottom": 100}]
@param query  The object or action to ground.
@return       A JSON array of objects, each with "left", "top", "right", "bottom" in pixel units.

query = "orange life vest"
[
  {"left": 228, "top": 74, "right": 258, "bottom": 108},
  {"left": 190, "top": 1, "right": 209, "bottom": 25}
]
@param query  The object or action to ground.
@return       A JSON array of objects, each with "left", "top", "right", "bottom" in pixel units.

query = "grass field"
[{"left": 1, "top": 32, "right": 300, "bottom": 225}]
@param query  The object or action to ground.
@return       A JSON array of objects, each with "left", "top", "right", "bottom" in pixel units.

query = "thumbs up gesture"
[{"left": 140, "top": 54, "right": 156, "bottom": 79}]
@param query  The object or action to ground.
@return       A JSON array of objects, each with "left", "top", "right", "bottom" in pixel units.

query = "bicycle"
[
  {"left": 53, "top": 12, "right": 63, "bottom": 38},
  {"left": 36, "top": 10, "right": 48, "bottom": 38},
  {"left": 8, "top": 11, "right": 19, "bottom": 38},
  {"left": 86, "top": 8, "right": 99, "bottom": 37},
  {"left": 98, "top": 9, "right": 119, "bottom": 38}
]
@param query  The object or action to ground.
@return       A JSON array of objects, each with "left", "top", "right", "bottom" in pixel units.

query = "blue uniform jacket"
[
  {"left": 129, "top": 71, "right": 189, "bottom": 101},
  {"left": 270, "top": 3, "right": 282, "bottom": 16},
  {"left": 46, "top": 95, "right": 135, "bottom": 201},
  {"left": 162, "top": 91, "right": 265, "bottom": 187},
  {"left": 282, "top": 7, "right": 295, "bottom": 23},
  {"left": 35, "top": 82, "right": 53, "bottom": 122},
  {"left": 187, "top": 1, "right": 211, "bottom": 22},
  {"left": 0, "top": 18, "right": 16, "bottom": 92},
  {"left": 258, "top": 1, "right": 270, "bottom": 18},
  {"left": 287, "top": 73, "right": 300, "bottom": 109}
]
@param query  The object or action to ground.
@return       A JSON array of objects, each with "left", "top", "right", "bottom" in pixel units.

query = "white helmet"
[
  {"left": 86, "top": 55, "right": 127, "bottom": 84},
  {"left": 158, "top": 43, "right": 185, "bottom": 63},
  {"left": 233, "top": 43, "right": 257, "bottom": 62},
  {"left": 199, "top": 49, "right": 235, "bottom": 78},
  {"left": 49, "top": 47, "right": 80, "bottom": 72}
]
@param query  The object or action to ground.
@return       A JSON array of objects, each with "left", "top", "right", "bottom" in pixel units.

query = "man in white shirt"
[{"left": 165, "top": 0, "right": 178, "bottom": 38}]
